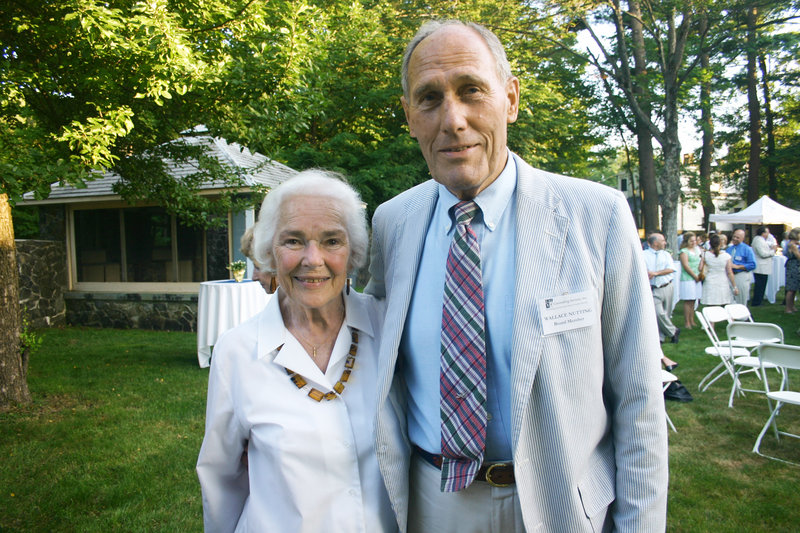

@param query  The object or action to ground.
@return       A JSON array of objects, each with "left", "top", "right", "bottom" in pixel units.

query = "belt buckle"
[{"left": 484, "top": 463, "right": 512, "bottom": 487}]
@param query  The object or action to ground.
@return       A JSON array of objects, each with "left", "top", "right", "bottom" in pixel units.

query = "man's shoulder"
[
  {"left": 374, "top": 179, "right": 438, "bottom": 218},
  {"left": 513, "top": 153, "right": 624, "bottom": 208}
]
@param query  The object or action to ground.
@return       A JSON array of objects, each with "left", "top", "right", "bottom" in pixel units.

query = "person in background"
[
  {"left": 368, "top": 20, "right": 667, "bottom": 532},
  {"left": 701, "top": 233, "right": 739, "bottom": 306},
  {"left": 751, "top": 226, "right": 777, "bottom": 306},
  {"left": 727, "top": 229, "right": 756, "bottom": 306},
  {"left": 239, "top": 226, "right": 274, "bottom": 293},
  {"left": 197, "top": 169, "right": 396, "bottom": 533},
  {"left": 696, "top": 232, "right": 708, "bottom": 250},
  {"left": 644, "top": 232, "right": 681, "bottom": 344},
  {"left": 719, "top": 233, "right": 728, "bottom": 249},
  {"left": 678, "top": 231, "right": 704, "bottom": 329},
  {"left": 783, "top": 227, "right": 800, "bottom": 314}
]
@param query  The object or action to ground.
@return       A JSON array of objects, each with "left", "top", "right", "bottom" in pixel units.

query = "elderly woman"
[
  {"left": 197, "top": 170, "right": 396, "bottom": 533},
  {"left": 678, "top": 232, "right": 704, "bottom": 328}
]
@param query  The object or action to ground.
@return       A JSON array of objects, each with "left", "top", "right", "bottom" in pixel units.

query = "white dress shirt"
[
  {"left": 197, "top": 289, "right": 396, "bottom": 533},
  {"left": 643, "top": 248, "right": 675, "bottom": 287}
]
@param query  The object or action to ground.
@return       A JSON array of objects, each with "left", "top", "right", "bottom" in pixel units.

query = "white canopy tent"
[{"left": 709, "top": 195, "right": 800, "bottom": 227}]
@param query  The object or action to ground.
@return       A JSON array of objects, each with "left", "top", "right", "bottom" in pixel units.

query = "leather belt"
[
  {"left": 413, "top": 445, "right": 515, "bottom": 487},
  {"left": 652, "top": 281, "right": 671, "bottom": 289}
]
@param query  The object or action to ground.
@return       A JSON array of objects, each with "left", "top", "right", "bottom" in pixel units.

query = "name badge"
[{"left": 539, "top": 290, "right": 598, "bottom": 336}]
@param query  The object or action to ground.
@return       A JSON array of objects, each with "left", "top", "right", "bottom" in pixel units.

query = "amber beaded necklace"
[{"left": 283, "top": 329, "right": 359, "bottom": 402}]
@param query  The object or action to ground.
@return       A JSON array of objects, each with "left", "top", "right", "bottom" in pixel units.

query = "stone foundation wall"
[
  {"left": 16, "top": 239, "right": 67, "bottom": 328},
  {"left": 65, "top": 292, "right": 198, "bottom": 332}
]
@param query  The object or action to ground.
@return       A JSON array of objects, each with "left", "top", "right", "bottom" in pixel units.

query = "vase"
[{"left": 232, "top": 269, "right": 245, "bottom": 282}]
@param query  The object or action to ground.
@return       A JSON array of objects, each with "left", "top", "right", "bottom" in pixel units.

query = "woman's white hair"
[{"left": 251, "top": 169, "right": 369, "bottom": 273}]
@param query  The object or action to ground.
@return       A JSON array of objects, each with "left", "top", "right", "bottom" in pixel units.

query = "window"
[
  {"left": 73, "top": 206, "right": 229, "bottom": 286},
  {"left": 74, "top": 209, "right": 122, "bottom": 282}
]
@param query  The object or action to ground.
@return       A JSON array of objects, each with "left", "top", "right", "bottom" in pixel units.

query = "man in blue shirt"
[{"left": 727, "top": 229, "right": 756, "bottom": 305}]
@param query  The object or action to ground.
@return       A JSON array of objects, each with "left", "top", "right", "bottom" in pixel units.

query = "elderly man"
[
  {"left": 751, "top": 226, "right": 777, "bottom": 306},
  {"left": 727, "top": 228, "right": 756, "bottom": 305},
  {"left": 367, "top": 20, "right": 668, "bottom": 533},
  {"left": 643, "top": 232, "right": 680, "bottom": 344}
]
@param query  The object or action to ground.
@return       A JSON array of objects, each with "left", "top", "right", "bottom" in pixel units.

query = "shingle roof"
[{"left": 21, "top": 129, "right": 297, "bottom": 204}]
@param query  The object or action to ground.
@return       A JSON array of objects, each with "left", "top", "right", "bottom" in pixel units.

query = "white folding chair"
[
  {"left": 696, "top": 311, "right": 750, "bottom": 392},
  {"left": 725, "top": 303, "right": 754, "bottom": 323},
  {"left": 661, "top": 370, "right": 678, "bottom": 432},
  {"left": 702, "top": 306, "right": 753, "bottom": 349},
  {"left": 725, "top": 322, "right": 784, "bottom": 407},
  {"left": 752, "top": 343, "right": 800, "bottom": 465}
]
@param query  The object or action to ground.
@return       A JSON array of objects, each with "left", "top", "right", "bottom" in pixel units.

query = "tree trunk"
[
  {"left": 629, "top": 0, "right": 660, "bottom": 235},
  {"left": 0, "top": 193, "right": 30, "bottom": 406},
  {"left": 745, "top": 5, "right": 761, "bottom": 205},
  {"left": 660, "top": 140, "right": 683, "bottom": 255},
  {"left": 637, "top": 125, "right": 659, "bottom": 235},
  {"left": 698, "top": 12, "right": 715, "bottom": 229},
  {"left": 660, "top": 59, "right": 683, "bottom": 255},
  {"left": 759, "top": 54, "right": 777, "bottom": 199}
]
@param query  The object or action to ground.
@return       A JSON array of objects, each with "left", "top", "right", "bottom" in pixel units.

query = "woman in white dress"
[
  {"left": 197, "top": 170, "right": 396, "bottom": 533},
  {"left": 700, "top": 233, "right": 739, "bottom": 305},
  {"left": 678, "top": 232, "right": 704, "bottom": 328}
]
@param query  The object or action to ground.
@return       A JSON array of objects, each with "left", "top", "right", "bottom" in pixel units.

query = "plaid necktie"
[{"left": 440, "top": 200, "right": 487, "bottom": 492}]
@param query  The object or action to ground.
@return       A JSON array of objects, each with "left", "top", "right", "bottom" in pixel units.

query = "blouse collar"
[{"left": 256, "top": 288, "right": 374, "bottom": 389}]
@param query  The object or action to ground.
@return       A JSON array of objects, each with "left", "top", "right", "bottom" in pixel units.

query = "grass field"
[{"left": 0, "top": 294, "right": 798, "bottom": 531}]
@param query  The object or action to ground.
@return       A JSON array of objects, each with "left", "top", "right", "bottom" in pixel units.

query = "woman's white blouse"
[{"left": 197, "top": 289, "right": 396, "bottom": 533}]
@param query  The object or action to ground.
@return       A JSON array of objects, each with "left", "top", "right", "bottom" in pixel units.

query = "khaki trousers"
[{"left": 408, "top": 452, "right": 525, "bottom": 533}]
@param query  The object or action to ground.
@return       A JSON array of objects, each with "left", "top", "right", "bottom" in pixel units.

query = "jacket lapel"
[
  {"left": 377, "top": 180, "right": 439, "bottom": 404},
  {"left": 509, "top": 156, "right": 569, "bottom": 449}
]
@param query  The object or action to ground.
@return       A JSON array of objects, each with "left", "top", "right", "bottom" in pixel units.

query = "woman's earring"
[
  {"left": 269, "top": 276, "right": 277, "bottom": 294},
  {"left": 346, "top": 277, "right": 351, "bottom": 295}
]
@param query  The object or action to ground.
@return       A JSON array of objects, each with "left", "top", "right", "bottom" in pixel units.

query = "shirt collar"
[
  {"left": 438, "top": 148, "right": 517, "bottom": 233},
  {"left": 256, "top": 287, "right": 374, "bottom": 362}
]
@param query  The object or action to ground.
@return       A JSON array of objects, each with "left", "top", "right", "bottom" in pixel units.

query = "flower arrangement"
[{"left": 227, "top": 260, "right": 247, "bottom": 281}]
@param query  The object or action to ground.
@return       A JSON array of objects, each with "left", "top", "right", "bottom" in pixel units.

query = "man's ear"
[{"left": 506, "top": 76, "right": 520, "bottom": 124}]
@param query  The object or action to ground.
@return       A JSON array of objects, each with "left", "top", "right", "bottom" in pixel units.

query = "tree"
[
  {"left": 571, "top": 0, "right": 707, "bottom": 252},
  {"left": 713, "top": 1, "right": 800, "bottom": 208},
  {"left": 211, "top": 0, "right": 605, "bottom": 218},
  {"left": 0, "top": 0, "right": 323, "bottom": 405},
  {"left": 745, "top": 3, "right": 762, "bottom": 205}
]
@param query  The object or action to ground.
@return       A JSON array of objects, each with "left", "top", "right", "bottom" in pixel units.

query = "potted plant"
[{"left": 227, "top": 260, "right": 247, "bottom": 282}]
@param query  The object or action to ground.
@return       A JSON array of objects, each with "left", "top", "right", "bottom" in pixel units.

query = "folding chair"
[
  {"left": 702, "top": 306, "right": 756, "bottom": 349},
  {"left": 725, "top": 303, "right": 754, "bottom": 323},
  {"left": 725, "top": 322, "right": 784, "bottom": 407},
  {"left": 752, "top": 343, "right": 800, "bottom": 465},
  {"left": 661, "top": 370, "right": 678, "bottom": 432},
  {"left": 696, "top": 311, "right": 750, "bottom": 392}
]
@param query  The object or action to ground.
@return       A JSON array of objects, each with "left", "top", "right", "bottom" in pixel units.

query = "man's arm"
[
  {"left": 364, "top": 205, "right": 387, "bottom": 298},
  {"left": 753, "top": 237, "right": 773, "bottom": 259},
  {"left": 601, "top": 195, "right": 669, "bottom": 530},
  {"left": 728, "top": 244, "right": 756, "bottom": 273},
  {"left": 744, "top": 246, "right": 756, "bottom": 270}
]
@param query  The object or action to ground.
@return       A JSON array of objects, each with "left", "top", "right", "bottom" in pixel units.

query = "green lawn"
[{"left": 0, "top": 295, "right": 798, "bottom": 531}]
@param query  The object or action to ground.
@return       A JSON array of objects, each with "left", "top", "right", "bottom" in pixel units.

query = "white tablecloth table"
[
  {"left": 197, "top": 280, "right": 270, "bottom": 367},
  {"left": 766, "top": 254, "right": 787, "bottom": 304}
]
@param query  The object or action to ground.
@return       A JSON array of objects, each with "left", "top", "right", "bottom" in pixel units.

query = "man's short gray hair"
[
  {"left": 251, "top": 169, "right": 369, "bottom": 273},
  {"left": 401, "top": 20, "right": 513, "bottom": 99}
]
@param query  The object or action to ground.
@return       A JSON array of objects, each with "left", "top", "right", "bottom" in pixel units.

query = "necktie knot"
[{"left": 453, "top": 200, "right": 479, "bottom": 226}]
